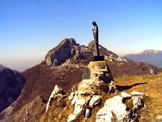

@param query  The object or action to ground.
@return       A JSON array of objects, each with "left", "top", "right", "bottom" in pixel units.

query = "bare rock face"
[
  {"left": 96, "top": 91, "right": 148, "bottom": 122},
  {"left": 46, "top": 85, "right": 65, "bottom": 113},
  {"left": 45, "top": 38, "right": 85, "bottom": 67},
  {"left": 0, "top": 68, "right": 25, "bottom": 113},
  {"left": 96, "top": 96, "right": 132, "bottom": 122}
]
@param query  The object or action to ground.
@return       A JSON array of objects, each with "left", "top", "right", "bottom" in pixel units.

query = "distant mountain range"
[{"left": 124, "top": 50, "right": 162, "bottom": 67}]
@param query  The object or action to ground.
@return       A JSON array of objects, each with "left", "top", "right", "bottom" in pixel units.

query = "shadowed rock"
[
  {"left": 45, "top": 38, "right": 85, "bottom": 67},
  {"left": 0, "top": 68, "right": 25, "bottom": 113}
]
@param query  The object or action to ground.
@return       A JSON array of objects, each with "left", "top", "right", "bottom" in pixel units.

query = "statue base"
[{"left": 93, "top": 56, "right": 104, "bottom": 61}]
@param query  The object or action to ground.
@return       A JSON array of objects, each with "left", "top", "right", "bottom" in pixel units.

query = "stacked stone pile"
[{"left": 67, "top": 61, "right": 117, "bottom": 122}]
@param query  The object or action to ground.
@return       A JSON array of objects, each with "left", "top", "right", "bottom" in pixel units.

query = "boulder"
[
  {"left": 67, "top": 105, "right": 85, "bottom": 122},
  {"left": 96, "top": 96, "right": 132, "bottom": 122},
  {"left": 132, "top": 96, "right": 144, "bottom": 113},
  {"left": 149, "top": 68, "right": 156, "bottom": 74}
]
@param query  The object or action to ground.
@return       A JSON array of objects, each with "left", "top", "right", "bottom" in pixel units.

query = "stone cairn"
[
  {"left": 67, "top": 21, "right": 117, "bottom": 122},
  {"left": 67, "top": 61, "right": 117, "bottom": 122}
]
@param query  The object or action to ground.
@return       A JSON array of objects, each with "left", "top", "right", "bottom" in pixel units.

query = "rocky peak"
[
  {"left": 59, "top": 38, "right": 77, "bottom": 46},
  {"left": 45, "top": 38, "right": 85, "bottom": 67}
]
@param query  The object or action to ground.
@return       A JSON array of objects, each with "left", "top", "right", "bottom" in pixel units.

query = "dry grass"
[
  {"left": 115, "top": 72, "right": 162, "bottom": 121},
  {"left": 40, "top": 73, "right": 162, "bottom": 122}
]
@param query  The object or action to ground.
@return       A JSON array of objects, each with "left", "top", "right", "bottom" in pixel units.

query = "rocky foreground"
[{"left": 43, "top": 61, "right": 149, "bottom": 122}]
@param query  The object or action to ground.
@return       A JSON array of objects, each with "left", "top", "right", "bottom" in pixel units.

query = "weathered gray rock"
[
  {"left": 67, "top": 114, "right": 76, "bottom": 122},
  {"left": 121, "top": 92, "right": 132, "bottom": 98},
  {"left": 68, "top": 92, "right": 75, "bottom": 101},
  {"left": 67, "top": 105, "right": 85, "bottom": 122},
  {"left": 68, "top": 93, "right": 88, "bottom": 122},
  {"left": 0, "top": 68, "right": 25, "bottom": 113},
  {"left": 71, "top": 92, "right": 78, "bottom": 105},
  {"left": 67, "top": 104, "right": 85, "bottom": 122},
  {"left": 131, "top": 91, "right": 148, "bottom": 98},
  {"left": 149, "top": 68, "right": 156, "bottom": 74},
  {"left": 45, "top": 38, "right": 85, "bottom": 67},
  {"left": 46, "top": 85, "right": 64, "bottom": 113},
  {"left": 89, "top": 95, "right": 101, "bottom": 108},
  {"left": 96, "top": 96, "right": 132, "bottom": 122},
  {"left": 108, "top": 80, "right": 117, "bottom": 93},
  {"left": 132, "top": 96, "right": 144, "bottom": 113}
]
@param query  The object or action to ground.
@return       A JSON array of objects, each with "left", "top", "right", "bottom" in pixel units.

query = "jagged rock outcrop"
[
  {"left": 96, "top": 91, "right": 148, "bottom": 122},
  {"left": 0, "top": 68, "right": 25, "bottom": 113},
  {"left": 45, "top": 38, "right": 85, "bottom": 67},
  {"left": 96, "top": 96, "right": 132, "bottom": 122},
  {"left": 46, "top": 85, "right": 65, "bottom": 113}
]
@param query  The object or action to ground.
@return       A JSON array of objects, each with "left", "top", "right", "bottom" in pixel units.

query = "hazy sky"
[{"left": 0, "top": 0, "right": 162, "bottom": 71}]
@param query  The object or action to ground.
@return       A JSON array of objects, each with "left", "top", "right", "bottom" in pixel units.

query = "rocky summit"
[
  {"left": 0, "top": 38, "right": 162, "bottom": 122},
  {"left": 45, "top": 38, "right": 85, "bottom": 67}
]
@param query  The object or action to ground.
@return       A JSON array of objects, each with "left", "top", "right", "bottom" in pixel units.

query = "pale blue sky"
[{"left": 0, "top": 0, "right": 162, "bottom": 70}]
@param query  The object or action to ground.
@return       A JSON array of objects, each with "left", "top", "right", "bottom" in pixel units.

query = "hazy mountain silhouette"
[{"left": 124, "top": 50, "right": 162, "bottom": 67}]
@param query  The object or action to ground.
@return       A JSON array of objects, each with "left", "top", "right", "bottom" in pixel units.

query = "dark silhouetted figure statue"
[
  {"left": 92, "top": 21, "right": 100, "bottom": 57},
  {"left": 92, "top": 21, "right": 104, "bottom": 61}
]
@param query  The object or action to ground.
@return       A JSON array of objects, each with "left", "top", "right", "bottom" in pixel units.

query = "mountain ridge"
[{"left": 124, "top": 49, "right": 162, "bottom": 67}]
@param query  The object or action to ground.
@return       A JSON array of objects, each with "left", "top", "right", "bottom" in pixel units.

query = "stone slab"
[{"left": 82, "top": 67, "right": 91, "bottom": 79}]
